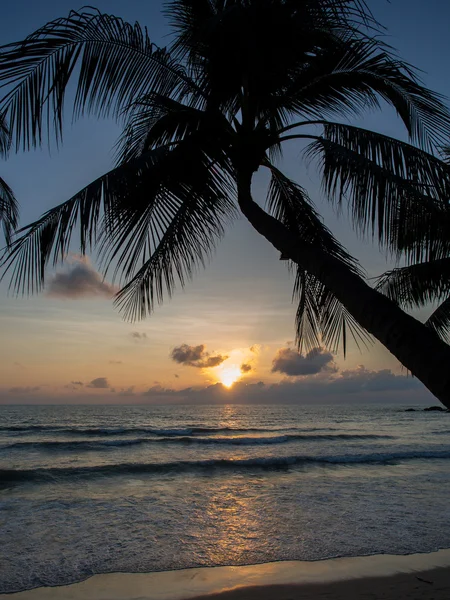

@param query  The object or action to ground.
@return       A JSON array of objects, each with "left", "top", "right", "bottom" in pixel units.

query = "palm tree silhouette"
[
  {"left": 0, "top": 114, "right": 18, "bottom": 244},
  {"left": 2, "top": 1, "right": 450, "bottom": 403}
]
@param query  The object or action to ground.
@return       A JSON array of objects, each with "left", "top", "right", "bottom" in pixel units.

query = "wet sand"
[{"left": 3, "top": 549, "right": 450, "bottom": 600}]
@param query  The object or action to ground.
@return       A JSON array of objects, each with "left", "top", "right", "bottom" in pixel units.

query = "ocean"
[{"left": 1, "top": 403, "right": 450, "bottom": 594}]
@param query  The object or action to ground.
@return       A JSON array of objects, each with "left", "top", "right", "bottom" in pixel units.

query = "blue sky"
[{"left": 0, "top": 0, "right": 448, "bottom": 404}]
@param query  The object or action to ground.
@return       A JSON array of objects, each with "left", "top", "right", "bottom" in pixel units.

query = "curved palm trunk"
[{"left": 237, "top": 170, "right": 450, "bottom": 408}]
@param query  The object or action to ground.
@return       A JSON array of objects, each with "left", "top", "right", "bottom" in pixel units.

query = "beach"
[
  {"left": 2, "top": 551, "right": 450, "bottom": 600},
  {"left": 2, "top": 404, "right": 450, "bottom": 595}
]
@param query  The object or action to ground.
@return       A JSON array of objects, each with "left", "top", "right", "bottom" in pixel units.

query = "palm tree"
[
  {"left": 2, "top": 1, "right": 450, "bottom": 404},
  {"left": 0, "top": 114, "right": 18, "bottom": 243}
]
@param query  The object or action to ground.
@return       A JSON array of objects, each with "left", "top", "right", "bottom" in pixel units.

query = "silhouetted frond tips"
[{"left": 0, "top": 8, "right": 201, "bottom": 150}]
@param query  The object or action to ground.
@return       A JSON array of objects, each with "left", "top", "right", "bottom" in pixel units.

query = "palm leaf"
[
  {"left": 0, "top": 112, "right": 11, "bottom": 157},
  {"left": 292, "top": 267, "right": 372, "bottom": 355},
  {"left": 376, "top": 259, "right": 450, "bottom": 308},
  {"left": 377, "top": 260, "right": 450, "bottom": 343},
  {"left": 0, "top": 175, "right": 18, "bottom": 244},
  {"left": 111, "top": 144, "right": 236, "bottom": 320},
  {"left": 276, "top": 36, "right": 450, "bottom": 150},
  {"left": 116, "top": 92, "right": 233, "bottom": 164},
  {"left": 1, "top": 146, "right": 173, "bottom": 294},
  {"left": 265, "top": 164, "right": 370, "bottom": 353},
  {"left": 307, "top": 122, "right": 450, "bottom": 262},
  {"left": 2, "top": 142, "right": 236, "bottom": 317},
  {"left": 426, "top": 297, "right": 450, "bottom": 343},
  {"left": 0, "top": 9, "right": 203, "bottom": 150},
  {"left": 0, "top": 113, "right": 18, "bottom": 243},
  {"left": 265, "top": 162, "right": 360, "bottom": 272}
]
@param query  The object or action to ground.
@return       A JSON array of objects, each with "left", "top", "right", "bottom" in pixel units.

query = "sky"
[{"left": 0, "top": 0, "right": 449, "bottom": 405}]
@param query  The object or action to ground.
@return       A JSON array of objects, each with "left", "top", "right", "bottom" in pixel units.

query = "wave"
[
  {"left": 3, "top": 449, "right": 450, "bottom": 487},
  {"left": 0, "top": 425, "right": 355, "bottom": 438},
  {"left": 1, "top": 432, "right": 393, "bottom": 452}
]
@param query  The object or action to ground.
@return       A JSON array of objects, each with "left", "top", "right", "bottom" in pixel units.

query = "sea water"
[{"left": 1, "top": 403, "right": 450, "bottom": 593}]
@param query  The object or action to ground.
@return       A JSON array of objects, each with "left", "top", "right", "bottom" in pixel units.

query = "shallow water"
[{"left": 1, "top": 403, "right": 450, "bottom": 593}]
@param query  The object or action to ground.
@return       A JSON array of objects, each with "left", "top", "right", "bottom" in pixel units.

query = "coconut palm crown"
[{"left": 2, "top": 0, "right": 450, "bottom": 403}]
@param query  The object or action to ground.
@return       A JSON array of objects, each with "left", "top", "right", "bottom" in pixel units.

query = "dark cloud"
[
  {"left": 140, "top": 366, "right": 425, "bottom": 404},
  {"left": 241, "top": 363, "right": 253, "bottom": 373},
  {"left": 143, "top": 384, "right": 177, "bottom": 396},
  {"left": 117, "top": 386, "right": 135, "bottom": 397},
  {"left": 171, "top": 344, "right": 228, "bottom": 368},
  {"left": 109, "top": 360, "right": 123, "bottom": 365},
  {"left": 272, "top": 347, "right": 334, "bottom": 377},
  {"left": 87, "top": 377, "right": 109, "bottom": 389},
  {"left": 174, "top": 374, "right": 179, "bottom": 378},
  {"left": 47, "top": 258, "right": 116, "bottom": 299},
  {"left": 9, "top": 386, "right": 40, "bottom": 394}
]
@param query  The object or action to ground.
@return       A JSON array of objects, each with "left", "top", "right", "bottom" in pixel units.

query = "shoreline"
[{"left": 3, "top": 548, "right": 450, "bottom": 600}]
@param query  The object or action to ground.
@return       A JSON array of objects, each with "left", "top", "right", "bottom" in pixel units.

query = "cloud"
[
  {"left": 131, "top": 332, "right": 147, "bottom": 341},
  {"left": 47, "top": 257, "right": 116, "bottom": 299},
  {"left": 171, "top": 344, "right": 228, "bottom": 368},
  {"left": 109, "top": 360, "right": 123, "bottom": 365},
  {"left": 140, "top": 366, "right": 425, "bottom": 404},
  {"left": 241, "top": 363, "right": 253, "bottom": 373},
  {"left": 71, "top": 381, "right": 84, "bottom": 386},
  {"left": 87, "top": 377, "right": 109, "bottom": 389},
  {"left": 272, "top": 347, "right": 334, "bottom": 377},
  {"left": 9, "top": 386, "right": 40, "bottom": 394},
  {"left": 117, "top": 386, "right": 135, "bottom": 397}
]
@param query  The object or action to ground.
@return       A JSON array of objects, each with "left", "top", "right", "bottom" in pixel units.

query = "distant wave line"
[
  {"left": 3, "top": 449, "right": 450, "bottom": 487},
  {"left": 0, "top": 425, "right": 348, "bottom": 437},
  {"left": 1, "top": 433, "right": 394, "bottom": 452}
]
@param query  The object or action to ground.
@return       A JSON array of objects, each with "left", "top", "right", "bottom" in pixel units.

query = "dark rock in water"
[
  {"left": 424, "top": 406, "right": 446, "bottom": 412},
  {"left": 404, "top": 408, "right": 416, "bottom": 412}
]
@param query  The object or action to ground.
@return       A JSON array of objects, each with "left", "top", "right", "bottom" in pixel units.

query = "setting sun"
[{"left": 218, "top": 366, "right": 242, "bottom": 388}]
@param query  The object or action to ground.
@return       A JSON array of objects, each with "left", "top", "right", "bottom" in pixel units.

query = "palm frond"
[
  {"left": 0, "top": 113, "right": 17, "bottom": 243},
  {"left": 111, "top": 145, "right": 236, "bottom": 320},
  {"left": 376, "top": 259, "right": 450, "bottom": 309},
  {"left": 1, "top": 142, "right": 236, "bottom": 317},
  {"left": 0, "top": 175, "right": 18, "bottom": 244},
  {"left": 116, "top": 92, "right": 232, "bottom": 164},
  {"left": 1, "top": 146, "right": 172, "bottom": 294},
  {"left": 0, "top": 9, "right": 203, "bottom": 150},
  {"left": 377, "top": 259, "right": 450, "bottom": 344},
  {"left": 426, "top": 297, "right": 450, "bottom": 343},
  {"left": 265, "top": 163, "right": 370, "bottom": 353},
  {"left": 307, "top": 122, "right": 450, "bottom": 261},
  {"left": 265, "top": 162, "right": 360, "bottom": 272},
  {"left": 0, "top": 112, "right": 11, "bottom": 157},
  {"left": 292, "top": 267, "right": 372, "bottom": 355},
  {"left": 272, "top": 36, "right": 450, "bottom": 150}
]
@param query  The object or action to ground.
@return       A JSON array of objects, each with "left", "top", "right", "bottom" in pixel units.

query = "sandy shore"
[
  {"left": 189, "top": 568, "right": 450, "bottom": 600},
  {"left": 3, "top": 550, "right": 450, "bottom": 600}
]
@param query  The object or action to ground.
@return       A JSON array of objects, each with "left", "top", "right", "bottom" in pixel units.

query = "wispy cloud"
[
  {"left": 131, "top": 332, "right": 147, "bottom": 342},
  {"left": 9, "top": 386, "right": 40, "bottom": 394}
]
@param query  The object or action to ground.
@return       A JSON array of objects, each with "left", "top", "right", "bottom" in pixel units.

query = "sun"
[{"left": 218, "top": 366, "right": 242, "bottom": 388}]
